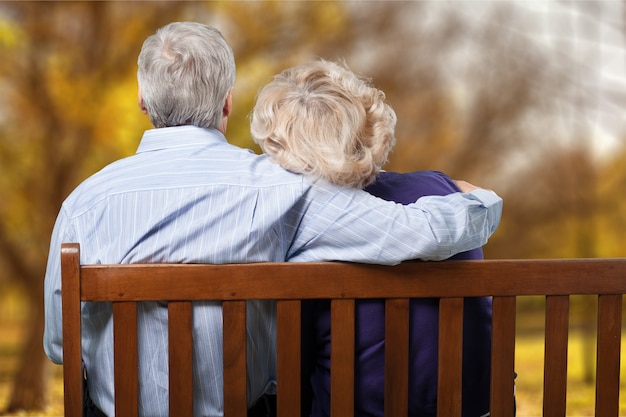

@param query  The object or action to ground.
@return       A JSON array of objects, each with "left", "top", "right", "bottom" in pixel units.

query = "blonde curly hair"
[{"left": 250, "top": 59, "right": 397, "bottom": 188}]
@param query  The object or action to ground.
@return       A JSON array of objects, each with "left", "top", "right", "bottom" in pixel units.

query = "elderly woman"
[{"left": 251, "top": 59, "right": 493, "bottom": 417}]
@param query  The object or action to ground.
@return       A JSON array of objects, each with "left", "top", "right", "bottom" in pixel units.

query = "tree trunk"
[{"left": 5, "top": 278, "right": 48, "bottom": 413}]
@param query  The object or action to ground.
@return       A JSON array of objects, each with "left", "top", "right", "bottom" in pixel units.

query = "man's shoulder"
[
  {"left": 62, "top": 147, "right": 307, "bottom": 218},
  {"left": 60, "top": 156, "right": 135, "bottom": 216}
]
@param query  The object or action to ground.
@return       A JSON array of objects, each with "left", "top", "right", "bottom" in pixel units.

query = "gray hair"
[
  {"left": 137, "top": 22, "right": 235, "bottom": 129},
  {"left": 251, "top": 59, "right": 397, "bottom": 188}
]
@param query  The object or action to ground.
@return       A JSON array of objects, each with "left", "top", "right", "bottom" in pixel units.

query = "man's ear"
[
  {"left": 223, "top": 90, "right": 232, "bottom": 117},
  {"left": 138, "top": 88, "right": 148, "bottom": 114},
  {"left": 217, "top": 90, "right": 233, "bottom": 134}
]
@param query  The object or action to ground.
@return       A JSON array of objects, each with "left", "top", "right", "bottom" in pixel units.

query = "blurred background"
[{"left": 0, "top": 1, "right": 625, "bottom": 415}]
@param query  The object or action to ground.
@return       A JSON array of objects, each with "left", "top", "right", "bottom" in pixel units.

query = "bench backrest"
[{"left": 60, "top": 242, "right": 626, "bottom": 416}]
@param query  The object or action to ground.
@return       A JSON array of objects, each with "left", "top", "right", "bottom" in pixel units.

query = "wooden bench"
[{"left": 60, "top": 242, "right": 626, "bottom": 416}]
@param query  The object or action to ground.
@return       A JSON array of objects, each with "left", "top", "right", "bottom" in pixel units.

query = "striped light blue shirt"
[{"left": 43, "top": 126, "right": 502, "bottom": 416}]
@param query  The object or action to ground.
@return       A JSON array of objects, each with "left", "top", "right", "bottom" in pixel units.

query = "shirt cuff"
[{"left": 468, "top": 188, "right": 502, "bottom": 207}]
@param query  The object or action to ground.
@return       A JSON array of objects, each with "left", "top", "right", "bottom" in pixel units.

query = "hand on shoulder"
[{"left": 454, "top": 180, "right": 496, "bottom": 195}]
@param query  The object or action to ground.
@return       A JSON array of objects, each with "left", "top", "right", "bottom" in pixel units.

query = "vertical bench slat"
[
  {"left": 168, "top": 301, "right": 194, "bottom": 417},
  {"left": 223, "top": 300, "right": 248, "bottom": 417},
  {"left": 61, "top": 243, "right": 83, "bottom": 417},
  {"left": 490, "top": 296, "right": 516, "bottom": 417},
  {"left": 595, "top": 294, "right": 622, "bottom": 417},
  {"left": 113, "top": 302, "right": 139, "bottom": 416},
  {"left": 277, "top": 300, "right": 301, "bottom": 416},
  {"left": 330, "top": 299, "right": 355, "bottom": 417},
  {"left": 384, "top": 298, "right": 410, "bottom": 417},
  {"left": 543, "top": 295, "right": 569, "bottom": 417},
  {"left": 437, "top": 297, "right": 464, "bottom": 417}
]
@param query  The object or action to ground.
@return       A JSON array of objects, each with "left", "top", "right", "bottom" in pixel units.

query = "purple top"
[{"left": 302, "top": 171, "right": 492, "bottom": 417}]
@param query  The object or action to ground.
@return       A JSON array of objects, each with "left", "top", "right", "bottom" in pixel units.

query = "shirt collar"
[{"left": 136, "top": 126, "right": 228, "bottom": 154}]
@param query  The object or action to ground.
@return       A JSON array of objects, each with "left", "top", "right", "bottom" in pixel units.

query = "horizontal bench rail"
[
  {"left": 61, "top": 243, "right": 625, "bottom": 417},
  {"left": 78, "top": 258, "right": 626, "bottom": 301}
]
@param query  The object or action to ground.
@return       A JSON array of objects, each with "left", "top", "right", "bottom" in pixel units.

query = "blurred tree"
[{"left": 597, "top": 147, "right": 626, "bottom": 257}]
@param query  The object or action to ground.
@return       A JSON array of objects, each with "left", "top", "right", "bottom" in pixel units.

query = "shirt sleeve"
[
  {"left": 288, "top": 182, "right": 503, "bottom": 264},
  {"left": 43, "top": 207, "right": 70, "bottom": 364}
]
